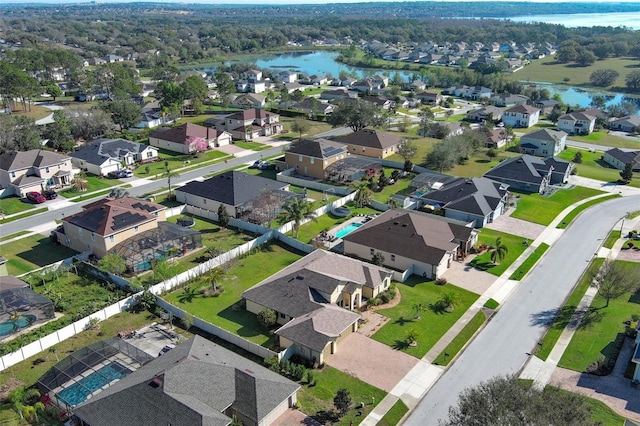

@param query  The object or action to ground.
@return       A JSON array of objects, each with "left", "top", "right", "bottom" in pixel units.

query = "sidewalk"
[{"left": 361, "top": 192, "right": 625, "bottom": 425}]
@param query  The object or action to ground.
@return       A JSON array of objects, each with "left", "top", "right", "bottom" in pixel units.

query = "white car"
[{"left": 250, "top": 160, "right": 264, "bottom": 169}]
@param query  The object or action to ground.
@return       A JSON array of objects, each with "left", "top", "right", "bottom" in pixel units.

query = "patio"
[{"left": 312, "top": 214, "right": 379, "bottom": 249}]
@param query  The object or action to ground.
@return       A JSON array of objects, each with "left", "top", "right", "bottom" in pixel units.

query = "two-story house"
[
  {"left": 519, "top": 128, "right": 568, "bottom": 157},
  {"left": 491, "top": 93, "right": 530, "bottom": 108},
  {"left": 502, "top": 105, "right": 540, "bottom": 128},
  {"left": 0, "top": 150, "right": 74, "bottom": 197},
  {"left": 71, "top": 138, "right": 158, "bottom": 176},
  {"left": 149, "top": 123, "right": 231, "bottom": 154},
  {"left": 277, "top": 138, "right": 348, "bottom": 179},
  {"left": 484, "top": 155, "right": 572, "bottom": 194},
  {"left": 220, "top": 109, "right": 282, "bottom": 141},
  {"left": 557, "top": 112, "right": 596, "bottom": 135},
  {"left": 279, "top": 70, "right": 298, "bottom": 84},
  {"left": 334, "top": 129, "right": 403, "bottom": 159}
]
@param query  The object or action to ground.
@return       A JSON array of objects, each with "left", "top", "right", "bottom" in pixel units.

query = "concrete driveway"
[
  {"left": 326, "top": 332, "right": 418, "bottom": 393},
  {"left": 442, "top": 256, "right": 497, "bottom": 295},
  {"left": 485, "top": 215, "right": 546, "bottom": 241}
]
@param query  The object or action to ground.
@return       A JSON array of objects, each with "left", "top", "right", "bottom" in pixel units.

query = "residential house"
[
  {"left": 408, "top": 80, "right": 427, "bottom": 92},
  {"left": 502, "top": 105, "right": 540, "bottom": 128},
  {"left": 491, "top": 93, "right": 530, "bottom": 108},
  {"left": 104, "top": 54, "right": 124, "bottom": 63},
  {"left": 240, "top": 69, "right": 263, "bottom": 81},
  {"left": 483, "top": 128, "right": 510, "bottom": 149},
  {"left": 484, "top": 155, "right": 572, "bottom": 193},
  {"left": 602, "top": 148, "right": 640, "bottom": 172},
  {"left": 73, "top": 335, "right": 300, "bottom": 426},
  {"left": 136, "top": 101, "right": 173, "bottom": 129},
  {"left": 334, "top": 129, "right": 403, "bottom": 159},
  {"left": 531, "top": 99, "right": 561, "bottom": 115},
  {"left": 176, "top": 171, "right": 293, "bottom": 223},
  {"left": 277, "top": 138, "right": 348, "bottom": 179},
  {"left": 248, "top": 79, "right": 267, "bottom": 94},
  {"left": 462, "top": 86, "right": 493, "bottom": 100},
  {"left": 71, "top": 138, "right": 158, "bottom": 176},
  {"left": 361, "top": 96, "right": 394, "bottom": 110},
  {"left": 230, "top": 93, "right": 266, "bottom": 109},
  {"left": 418, "top": 53, "right": 443, "bottom": 65},
  {"left": 149, "top": 123, "right": 231, "bottom": 154},
  {"left": 419, "top": 121, "right": 464, "bottom": 138},
  {"left": 279, "top": 70, "right": 298, "bottom": 84},
  {"left": 244, "top": 250, "right": 390, "bottom": 363},
  {"left": 519, "top": 128, "right": 568, "bottom": 157},
  {"left": 416, "top": 91, "right": 442, "bottom": 105},
  {"left": 283, "top": 82, "right": 305, "bottom": 94},
  {"left": 86, "top": 57, "right": 106, "bottom": 66},
  {"left": 609, "top": 115, "right": 640, "bottom": 133},
  {"left": 466, "top": 105, "right": 504, "bottom": 123},
  {"left": 220, "top": 109, "right": 282, "bottom": 141},
  {"left": 418, "top": 177, "right": 509, "bottom": 228},
  {"left": 342, "top": 210, "right": 478, "bottom": 279},
  {"left": 557, "top": 111, "right": 596, "bottom": 135},
  {"left": 338, "top": 76, "right": 357, "bottom": 87},
  {"left": 309, "top": 75, "right": 328, "bottom": 85},
  {"left": 291, "top": 98, "right": 334, "bottom": 116},
  {"left": 0, "top": 150, "right": 74, "bottom": 197},
  {"left": 56, "top": 196, "right": 166, "bottom": 258},
  {"left": 320, "top": 89, "right": 357, "bottom": 102}
]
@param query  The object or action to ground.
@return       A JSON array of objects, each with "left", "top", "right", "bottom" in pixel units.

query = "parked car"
[
  {"left": 249, "top": 160, "right": 264, "bottom": 169},
  {"left": 42, "top": 189, "right": 58, "bottom": 200},
  {"left": 107, "top": 170, "right": 133, "bottom": 179},
  {"left": 26, "top": 191, "right": 46, "bottom": 203},
  {"left": 158, "top": 344, "right": 176, "bottom": 356},
  {"left": 259, "top": 162, "right": 275, "bottom": 170}
]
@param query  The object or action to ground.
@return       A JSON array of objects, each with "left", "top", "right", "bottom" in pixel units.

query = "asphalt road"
[
  {"left": 404, "top": 195, "right": 640, "bottom": 425},
  {"left": 1, "top": 146, "right": 284, "bottom": 236}
]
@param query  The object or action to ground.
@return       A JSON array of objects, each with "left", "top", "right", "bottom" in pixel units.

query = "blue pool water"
[
  {"left": 336, "top": 223, "right": 362, "bottom": 239},
  {"left": 56, "top": 362, "right": 131, "bottom": 407},
  {"left": 0, "top": 315, "right": 36, "bottom": 337}
]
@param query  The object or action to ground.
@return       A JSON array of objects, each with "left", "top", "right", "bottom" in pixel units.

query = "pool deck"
[{"left": 320, "top": 215, "right": 378, "bottom": 250}]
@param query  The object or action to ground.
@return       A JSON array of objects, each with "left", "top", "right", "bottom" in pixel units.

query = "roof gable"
[{"left": 335, "top": 129, "right": 403, "bottom": 150}]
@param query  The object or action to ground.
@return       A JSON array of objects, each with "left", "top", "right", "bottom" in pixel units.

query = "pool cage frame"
[
  {"left": 38, "top": 338, "right": 153, "bottom": 412},
  {"left": 0, "top": 284, "right": 55, "bottom": 339},
  {"left": 324, "top": 157, "right": 382, "bottom": 184}
]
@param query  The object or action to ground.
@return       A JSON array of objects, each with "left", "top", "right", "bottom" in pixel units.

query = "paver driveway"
[
  {"left": 442, "top": 256, "right": 496, "bottom": 294},
  {"left": 326, "top": 332, "right": 419, "bottom": 392}
]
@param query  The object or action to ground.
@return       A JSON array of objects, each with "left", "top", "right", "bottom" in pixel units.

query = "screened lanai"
[
  {"left": 0, "top": 276, "right": 54, "bottom": 339},
  {"left": 38, "top": 338, "right": 153, "bottom": 411}
]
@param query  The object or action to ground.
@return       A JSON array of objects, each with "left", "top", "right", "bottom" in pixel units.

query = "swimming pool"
[
  {"left": 56, "top": 362, "right": 131, "bottom": 407},
  {"left": 0, "top": 315, "right": 36, "bottom": 337},
  {"left": 335, "top": 223, "right": 362, "bottom": 239}
]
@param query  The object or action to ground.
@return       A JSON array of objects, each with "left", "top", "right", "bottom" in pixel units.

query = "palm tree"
[
  {"left": 490, "top": 237, "right": 509, "bottom": 264},
  {"left": 278, "top": 197, "right": 316, "bottom": 238},
  {"left": 349, "top": 180, "right": 372, "bottom": 208},
  {"left": 163, "top": 168, "right": 180, "bottom": 200},
  {"left": 109, "top": 187, "right": 129, "bottom": 198},
  {"left": 208, "top": 267, "right": 226, "bottom": 292}
]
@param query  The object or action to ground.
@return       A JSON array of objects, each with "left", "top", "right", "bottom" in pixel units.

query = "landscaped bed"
[
  {"left": 371, "top": 276, "right": 479, "bottom": 358},
  {"left": 469, "top": 229, "right": 529, "bottom": 277},
  {"left": 162, "top": 242, "right": 304, "bottom": 348},
  {"left": 510, "top": 186, "right": 605, "bottom": 226}
]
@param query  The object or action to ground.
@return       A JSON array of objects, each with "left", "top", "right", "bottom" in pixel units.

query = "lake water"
[{"left": 509, "top": 12, "right": 640, "bottom": 30}]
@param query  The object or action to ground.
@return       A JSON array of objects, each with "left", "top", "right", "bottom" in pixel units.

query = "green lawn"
[
  {"left": 448, "top": 150, "right": 521, "bottom": 178},
  {"left": 559, "top": 261, "right": 640, "bottom": 372},
  {"left": 58, "top": 175, "right": 123, "bottom": 197},
  {"left": 372, "top": 276, "right": 479, "bottom": 358},
  {"left": 0, "top": 207, "right": 47, "bottom": 225},
  {"left": 134, "top": 148, "right": 228, "bottom": 178},
  {"left": 0, "top": 230, "right": 31, "bottom": 243},
  {"left": 69, "top": 185, "right": 131, "bottom": 202},
  {"left": 234, "top": 141, "right": 272, "bottom": 151},
  {"left": 163, "top": 242, "right": 303, "bottom": 348},
  {"left": 297, "top": 366, "right": 386, "bottom": 426},
  {"left": 2, "top": 234, "right": 79, "bottom": 276},
  {"left": 509, "top": 243, "right": 550, "bottom": 281},
  {"left": 603, "top": 230, "right": 621, "bottom": 249},
  {"left": 377, "top": 399, "right": 409, "bottom": 426},
  {"left": 583, "top": 392, "right": 628, "bottom": 425},
  {"left": 432, "top": 311, "right": 486, "bottom": 366},
  {"left": 470, "top": 229, "right": 529, "bottom": 277},
  {"left": 558, "top": 148, "right": 640, "bottom": 187},
  {"left": 510, "top": 186, "right": 605, "bottom": 226},
  {"left": 277, "top": 117, "right": 333, "bottom": 140},
  {"left": 295, "top": 202, "right": 380, "bottom": 244},
  {"left": 556, "top": 194, "right": 621, "bottom": 229},
  {"left": 371, "top": 171, "right": 414, "bottom": 203},
  {"left": 0, "top": 196, "right": 36, "bottom": 215}
]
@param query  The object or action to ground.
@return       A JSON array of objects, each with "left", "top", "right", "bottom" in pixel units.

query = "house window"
[
  {"left": 147, "top": 151, "right": 153, "bottom": 158},
  {"left": 299, "top": 155, "right": 303, "bottom": 162},
  {"left": 279, "top": 313, "right": 285, "bottom": 319},
  {"left": 203, "top": 199, "right": 207, "bottom": 204},
  {"left": 109, "top": 235, "right": 115, "bottom": 243},
  {"left": 10, "top": 172, "right": 15, "bottom": 178},
  {"left": 45, "top": 167, "right": 50, "bottom": 173},
  {"left": 391, "top": 254, "right": 396, "bottom": 261},
  {"left": 91, "top": 233, "right": 95, "bottom": 241},
  {"left": 310, "top": 158, "right": 314, "bottom": 164},
  {"left": 370, "top": 248, "right": 375, "bottom": 255},
  {"left": 134, "top": 226, "right": 139, "bottom": 233},
  {"left": 362, "top": 147, "right": 366, "bottom": 152},
  {"left": 78, "top": 229, "right": 83, "bottom": 237}
]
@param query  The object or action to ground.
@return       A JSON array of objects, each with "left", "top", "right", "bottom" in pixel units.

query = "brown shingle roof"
[
  {"left": 335, "top": 129, "right": 403, "bottom": 150},
  {"left": 151, "top": 123, "right": 221, "bottom": 145}
]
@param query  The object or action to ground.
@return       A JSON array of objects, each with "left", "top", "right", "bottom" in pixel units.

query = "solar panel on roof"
[{"left": 111, "top": 212, "right": 147, "bottom": 231}]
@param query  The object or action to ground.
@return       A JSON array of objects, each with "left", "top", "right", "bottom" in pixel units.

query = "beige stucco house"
[
  {"left": 149, "top": 123, "right": 232, "bottom": 154},
  {"left": 0, "top": 150, "right": 74, "bottom": 197},
  {"left": 277, "top": 138, "right": 348, "bottom": 179},
  {"left": 243, "top": 250, "right": 391, "bottom": 364},
  {"left": 219, "top": 109, "right": 282, "bottom": 141}
]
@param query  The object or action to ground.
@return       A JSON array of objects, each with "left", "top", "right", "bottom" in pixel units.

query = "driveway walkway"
[
  {"left": 442, "top": 257, "right": 497, "bottom": 294},
  {"left": 326, "top": 333, "right": 419, "bottom": 393},
  {"left": 485, "top": 208, "right": 546, "bottom": 241}
]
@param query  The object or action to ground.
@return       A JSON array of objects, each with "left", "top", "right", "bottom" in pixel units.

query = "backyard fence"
[
  {"left": 75, "top": 261, "right": 132, "bottom": 291},
  {"left": 276, "top": 169, "right": 353, "bottom": 195}
]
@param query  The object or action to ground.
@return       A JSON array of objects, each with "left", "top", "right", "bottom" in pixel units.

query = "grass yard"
[
  {"left": 288, "top": 185, "right": 341, "bottom": 210},
  {"left": 0, "top": 207, "right": 47, "bottom": 225},
  {"left": 295, "top": 202, "right": 380, "bottom": 244},
  {"left": 603, "top": 230, "right": 621, "bottom": 249},
  {"left": 372, "top": 276, "right": 479, "bottom": 358},
  {"left": 510, "top": 186, "right": 605, "bottom": 226},
  {"left": 582, "top": 393, "right": 628, "bottom": 425},
  {"left": 508, "top": 55, "right": 640, "bottom": 87},
  {"left": 297, "top": 366, "right": 386, "bottom": 426},
  {"left": 70, "top": 185, "right": 131, "bottom": 203},
  {"left": 0, "top": 196, "right": 36, "bottom": 216},
  {"left": 558, "top": 148, "right": 640, "bottom": 187},
  {"left": 371, "top": 171, "right": 414, "bottom": 203},
  {"left": 0, "top": 230, "right": 31, "bottom": 243},
  {"left": 448, "top": 150, "right": 521, "bottom": 178},
  {"left": 558, "top": 261, "right": 640, "bottom": 372},
  {"left": 2, "top": 234, "right": 79, "bottom": 276},
  {"left": 509, "top": 243, "right": 550, "bottom": 281},
  {"left": 277, "top": 117, "right": 333, "bottom": 140},
  {"left": 58, "top": 175, "right": 123, "bottom": 197},
  {"left": 233, "top": 141, "right": 272, "bottom": 151},
  {"left": 556, "top": 194, "right": 621, "bottom": 229},
  {"left": 570, "top": 131, "right": 640, "bottom": 149},
  {"left": 432, "top": 311, "right": 486, "bottom": 366},
  {"left": 537, "top": 259, "right": 604, "bottom": 361},
  {"left": 377, "top": 399, "right": 409, "bottom": 426},
  {"left": 8, "top": 104, "right": 51, "bottom": 121},
  {"left": 163, "top": 242, "right": 303, "bottom": 348},
  {"left": 470, "top": 229, "right": 529, "bottom": 277},
  {"left": 133, "top": 148, "right": 228, "bottom": 178}
]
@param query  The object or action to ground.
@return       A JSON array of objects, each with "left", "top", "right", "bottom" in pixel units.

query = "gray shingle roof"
[
  {"left": 71, "top": 138, "right": 150, "bottom": 165},
  {"left": 420, "top": 177, "right": 508, "bottom": 217},
  {"left": 73, "top": 335, "right": 299, "bottom": 426},
  {"left": 343, "top": 210, "right": 472, "bottom": 265},
  {"left": 484, "top": 155, "right": 570, "bottom": 185},
  {"left": 286, "top": 138, "right": 346, "bottom": 159},
  {"left": 176, "top": 171, "right": 288, "bottom": 207},
  {"left": 0, "top": 149, "right": 70, "bottom": 172},
  {"left": 521, "top": 128, "right": 567, "bottom": 142}
]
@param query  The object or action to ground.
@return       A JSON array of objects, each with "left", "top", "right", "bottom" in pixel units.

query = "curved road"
[
  {"left": 1, "top": 146, "right": 284, "bottom": 235},
  {"left": 404, "top": 195, "right": 640, "bottom": 425}
]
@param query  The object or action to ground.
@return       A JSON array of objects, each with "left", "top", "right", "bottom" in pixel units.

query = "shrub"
[
  {"left": 257, "top": 308, "right": 277, "bottom": 329},
  {"left": 435, "top": 277, "right": 447, "bottom": 285}
]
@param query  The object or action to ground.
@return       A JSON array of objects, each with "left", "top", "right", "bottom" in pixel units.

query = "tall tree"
[
  {"left": 181, "top": 74, "right": 208, "bottom": 103},
  {"left": 157, "top": 81, "right": 184, "bottom": 117},
  {"left": 278, "top": 196, "right": 316, "bottom": 238},
  {"left": 98, "top": 253, "right": 127, "bottom": 275},
  {"left": 620, "top": 162, "right": 634, "bottom": 184},
  {"left": 327, "top": 98, "right": 385, "bottom": 132},
  {"left": 163, "top": 168, "right": 180, "bottom": 200},
  {"left": 350, "top": 179, "right": 373, "bottom": 208},
  {"left": 101, "top": 99, "right": 141, "bottom": 131},
  {"left": 397, "top": 139, "right": 417, "bottom": 164},
  {"left": 290, "top": 118, "right": 310, "bottom": 140},
  {"left": 0, "top": 115, "right": 41, "bottom": 153},
  {"left": 217, "top": 203, "right": 230, "bottom": 227},
  {"left": 214, "top": 71, "right": 236, "bottom": 108},
  {"left": 625, "top": 70, "right": 640, "bottom": 91},
  {"left": 590, "top": 259, "right": 637, "bottom": 307},
  {"left": 333, "top": 388, "right": 352, "bottom": 418},
  {"left": 46, "top": 110, "right": 74, "bottom": 151},
  {"left": 444, "top": 375, "right": 598, "bottom": 426}
]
